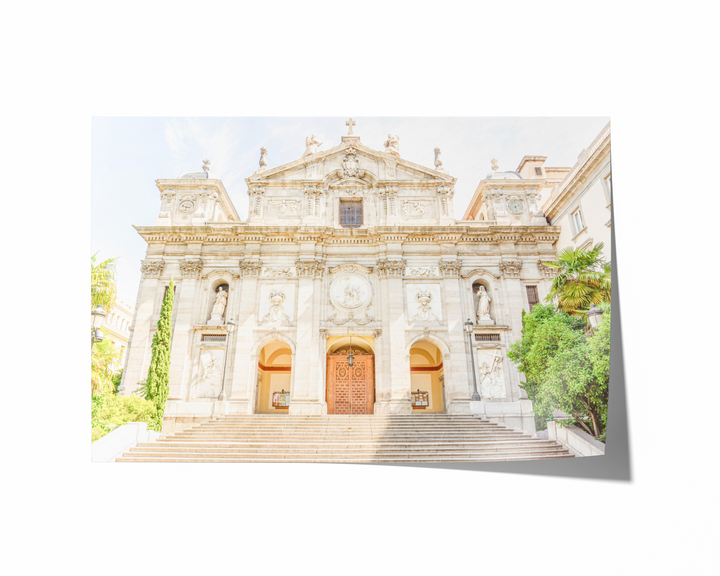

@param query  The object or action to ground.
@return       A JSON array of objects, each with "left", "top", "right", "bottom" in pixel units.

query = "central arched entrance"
[{"left": 326, "top": 336, "right": 375, "bottom": 414}]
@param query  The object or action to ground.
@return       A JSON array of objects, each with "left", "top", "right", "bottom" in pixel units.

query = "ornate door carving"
[{"left": 327, "top": 349, "right": 375, "bottom": 414}]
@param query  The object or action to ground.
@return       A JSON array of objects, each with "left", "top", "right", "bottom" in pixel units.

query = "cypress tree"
[{"left": 145, "top": 277, "right": 174, "bottom": 431}]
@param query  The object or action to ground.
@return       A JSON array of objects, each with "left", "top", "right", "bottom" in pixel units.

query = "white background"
[{"left": 1, "top": 1, "right": 718, "bottom": 575}]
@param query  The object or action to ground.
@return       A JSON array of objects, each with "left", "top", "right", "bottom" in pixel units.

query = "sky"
[{"left": 92, "top": 116, "right": 609, "bottom": 305}]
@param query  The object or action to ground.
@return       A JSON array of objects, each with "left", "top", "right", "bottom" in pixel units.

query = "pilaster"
[{"left": 120, "top": 260, "right": 164, "bottom": 395}]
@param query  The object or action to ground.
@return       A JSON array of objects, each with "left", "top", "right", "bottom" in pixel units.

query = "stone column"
[
  {"left": 375, "top": 259, "right": 412, "bottom": 414},
  {"left": 290, "top": 259, "right": 325, "bottom": 415},
  {"left": 120, "top": 259, "right": 165, "bottom": 395},
  {"left": 167, "top": 259, "right": 203, "bottom": 401},
  {"left": 499, "top": 258, "right": 526, "bottom": 402},
  {"left": 227, "top": 259, "right": 262, "bottom": 413},
  {"left": 439, "top": 260, "right": 472, "bottom": 414}
]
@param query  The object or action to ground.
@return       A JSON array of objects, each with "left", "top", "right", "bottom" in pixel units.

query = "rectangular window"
[
  {"left": 339, "top": 199, "right": 363, "bottom": 228},
  {"left": 570, "top": 208, "right": 585, "bottom": 236},
  {"left": 475, "top": 334, "right": 501, "bottom": 342},
  {"left": 535, "top": 166, "right": 543, "bottom": 176},
  {"left": 526, "top": 285, "right": 539, "bottom": 310},
  {"left": 604, "top": 173, "right": 613, "bottom": 205}
]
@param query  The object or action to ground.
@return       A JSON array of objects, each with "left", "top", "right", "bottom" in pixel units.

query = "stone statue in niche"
[
  {"left": 302, "top": 135, "right": 323, "bottom": 157},
  {"left": 208, "top": 286, "right": 228, "bottom": 325},
  {"left": 384, "top": 134, "right": 400, "bottom": 156},
  {"left": 473, "top": 283, "right": 494, "bottom": 325},
  {"left": 479, "top": 355, "right": 505, "bottom": 400},
  {"left": 195, "top": 351, "right": 223, "bottom": 398},
  {"left": 262, "top": 291, "right": 290, "bottom": 325}
]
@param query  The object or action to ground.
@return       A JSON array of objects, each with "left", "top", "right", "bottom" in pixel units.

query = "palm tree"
[
  {"left": 91, "top": 253, "right": 118, "bottom": 313},
  {"left": 544, "top": 242, "right": 611, "bottom": 315}
]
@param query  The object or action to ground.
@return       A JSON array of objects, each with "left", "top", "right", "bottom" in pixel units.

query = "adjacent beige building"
[{"left": 103, "top": 298, "right": 135, "bottom": 370}]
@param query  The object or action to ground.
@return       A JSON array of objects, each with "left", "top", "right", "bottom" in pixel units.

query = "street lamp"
[
  {"left": 464, "top": 319, "right": 481, "bottom": 401},
  {"left": 587, "top": 305, "right": 604, "bottom": 330},
  {"left": 218, "top": 318, "right": 235, "bottom": 401},
  {"left": 91, "top": 306, "right": 107, "bottom": 348}
]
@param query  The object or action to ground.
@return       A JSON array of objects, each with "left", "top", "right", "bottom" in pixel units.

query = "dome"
[{"left": 485, "top": 171, "right": 523, "bottom": 180}]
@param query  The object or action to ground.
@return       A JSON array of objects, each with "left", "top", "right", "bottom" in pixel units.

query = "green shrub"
[{"left": 91, "top": 392, "right": 156, "bottom": 442}]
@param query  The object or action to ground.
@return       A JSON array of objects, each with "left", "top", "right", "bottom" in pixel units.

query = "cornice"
[{"left": 133, "top": 224, "right": 561, "bottom": 246}]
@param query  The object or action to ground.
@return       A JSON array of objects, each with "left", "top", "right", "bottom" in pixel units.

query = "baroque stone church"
[{"left": 120, "top": 121, "right": 561, "bottom": 435}]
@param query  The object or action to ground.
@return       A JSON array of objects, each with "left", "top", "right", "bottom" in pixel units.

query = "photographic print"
[{"left": 91, "top": 117, "right": 611, "bottom": 463}]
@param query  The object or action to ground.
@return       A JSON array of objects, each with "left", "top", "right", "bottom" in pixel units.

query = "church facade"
[{"left": 120, "top": 124, "right": 562, "bottom": 434}]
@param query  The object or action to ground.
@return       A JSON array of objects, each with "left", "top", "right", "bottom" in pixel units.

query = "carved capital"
[
  {"left": 179, "top": 259, "right": 203, "bottom": 278},
  {"left": 499, "top": 259, "right": 524, "bottom": 278},
  {"left": 372, "top": 329, "right": 382, "bottom": 339},
  {"left": 439, "top": 260, "right": 463, "bottom": 277},
  {"left": 295, "top": 259, "right": 325, "bottom": 279},
  {"left": 376, "top": 259, "right": 407, "bottom": 278},
  {"left": 537, "top": 259, "right": 559, "bottom": 278},
  {"left": 140, "top": 260, "right": 165, "bottom": 278},
  {"left": 437, "top": 184, "right": 455, "bottom": 198},
  {"left": 249, "top": 184, "right": 266, "bottom": 196},
  {"left": 238, "top": 260, "right": 263, "bottom": 277}
]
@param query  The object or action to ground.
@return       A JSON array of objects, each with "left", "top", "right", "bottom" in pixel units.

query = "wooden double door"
[{"left": 326, "top": 350, "right": 375, "bottom": 414}]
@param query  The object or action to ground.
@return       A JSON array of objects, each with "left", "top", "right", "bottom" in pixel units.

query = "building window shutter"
[{"left": 526, "top": 285, "right": 539, "bottom": 310}]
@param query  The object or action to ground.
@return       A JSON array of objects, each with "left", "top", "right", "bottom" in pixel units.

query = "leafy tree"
[
  {"left": 91, "top": 253, "right": 118, "bottom": 313},
  {"left": 508, "top": 303, "right": 610, "bottom": 437},
  {"left": 92, "top": 392, "right": 157, "bottom": 442},
  {"left": 544, "top": 242, "right": 611, "bottom": 315},
  {"left": 91, "top": 331, "right": 122, "bottom": 396},
  {"left": 143, "top": 278, "right": 174, "bottom": 431}
]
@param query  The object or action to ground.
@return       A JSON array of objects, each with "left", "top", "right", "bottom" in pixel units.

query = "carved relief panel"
[
  {"left": 406, "top": 283, "right": 443, "bottom": 323},
  {"left": 327, "top": 265, "right": 374, "bottom": 325},
  {"left": 192, "top": 349, "right": 225, "bottom": 399},
  {"left": 258, "top": 283, "right": 295, "bottom": 324}
]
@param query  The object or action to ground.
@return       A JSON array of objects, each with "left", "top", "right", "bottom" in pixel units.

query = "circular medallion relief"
[{"left": 330, "top": 273, "right": 372, "bottom": 311}]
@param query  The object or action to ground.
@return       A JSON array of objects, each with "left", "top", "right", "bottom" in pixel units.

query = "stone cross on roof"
[
  {"left": 346, "top": 118, "right": 356, "bottom": 135},
  {"left": 202, "top": 159, "right": 211, "bottom": 172}
]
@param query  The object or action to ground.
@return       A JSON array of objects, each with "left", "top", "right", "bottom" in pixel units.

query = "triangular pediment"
[{"left": 246, "top": 140, "right": 455, "bottom": 186}]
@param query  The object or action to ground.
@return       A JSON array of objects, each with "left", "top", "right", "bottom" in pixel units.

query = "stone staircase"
[{"left": 116, "top": 414, "right": 573, "bottom": 463}]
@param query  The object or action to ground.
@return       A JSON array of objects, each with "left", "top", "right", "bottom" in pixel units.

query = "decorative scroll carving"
[
  {"left": 328, "top": 311, "right": 375, "bottom": 325},
  {"left": 238, "top": 260, "right": 262, "bottom": 277},
  {"left": 376, "top": 259, "right": 406, "bottom": 278},
  {"left": 267, "top": 200, "right": 301, "bottom": 217},
  {"left": 262, "top": 266, "right": 296, "bottom": 277},
  {"left": 248, "top": 185, "right": 265, "bottom": 217},
  {"left": 140, "top": 260, "right": 165, "bottom": 278},
  {"left": 402, "top": 200, "right": 435, "bottom": 217},
  {"left": 406, "top": 267, "right": 439, "bottom": 277},
  {"left": 329, "top": 264, "right": 374, "bottom": 275},
  {"left": 179, "top": 260, "right": 203, "bottom": 278},
  {"left": 439, "top": 260, "right": 463, "bottom": 277},
  {"left": 499, "top": 259, "right": 524, "bottom": 278},
  {"left": 538, "top": 260, "right": 559, "bottom": 278},
  {"left": 295, "top": 259, "right": 325, "bottom": 279},
  {"left": 437, "top": 184, "right": 454, "bottom": 216}
]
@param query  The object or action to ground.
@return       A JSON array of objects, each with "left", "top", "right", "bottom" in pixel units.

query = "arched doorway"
[
  {"left": 326, "top": 336, "right": 375, "bottom": 415},
  {"left": 409, "top": 341, "right": 445, "bottom": 413},
  {"left": 255, "top": 341, "right": 293, "bottom": 414}
]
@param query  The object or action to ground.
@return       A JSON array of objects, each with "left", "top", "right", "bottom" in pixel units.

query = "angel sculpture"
[
  {"left": 384, "top": 134, "right": 400, "bottom": 156},
  {"left": 258, "top": 147, "right": 268, "bottom": 171},
  {"left": 434, "top": 147, "right": 443, "bottom": 170},
  {"left": 302, "top": 135, "right": 323, "bottom": 157}
]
